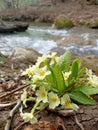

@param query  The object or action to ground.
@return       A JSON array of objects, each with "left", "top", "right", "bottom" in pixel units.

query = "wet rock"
[
  {"left": 10, "top": 48, "right": 41, "bottom": 64},
  {"left": 0, "top": 22, "right": 29, "bottom": 33},
  {"left": 54, "top": 15, "right": 74, "bottom": 29},
  {"left": 57, "top": 35, "right": 94, "bottom": 46}
]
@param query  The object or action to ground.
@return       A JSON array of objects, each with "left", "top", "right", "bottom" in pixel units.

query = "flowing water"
[{"left": 0, "top": 25, "right": 98, "bottom": 55}]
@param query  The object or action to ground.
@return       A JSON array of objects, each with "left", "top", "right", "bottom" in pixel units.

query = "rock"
[
  {"left": 57, "top": 35, "right": 94, "bottom": 46},
  {"left": 0, "top": 22, "right": 29, "bottom": 33},
  {"left": 54, "top": 15, "right": 74, "bottom": 29},
  {"left": 10, "top": 48, "right": 42, "bottom": 64}
]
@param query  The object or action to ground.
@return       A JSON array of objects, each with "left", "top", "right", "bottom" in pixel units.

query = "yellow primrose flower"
[
  {"left": 55, "top": 56, "right": 60, "bottom": 62},
  {"left": 36, "top": 54, "right": 48, "bottom": 65},
  {"left": 48, "top": 52, "right": 57, "bottom": 60},
  {"left": 48, "top": 52, "right": 60, "bottom": 65},
  {"left": 50, "top": 56, "right": 60, "bottom": 65},
  {"left": 20, "top": 112, "right": 37, "bottom": 124},
  {"left": 86, "top": 68, "right": 93, "bottom": 76},
  {"left": 61, "top": 94, "right": 79, "bottom": 110},
  {"left": 21, "top": 90, "right": 27, "bottom": 107},
  {"left": 48, "top": 92, "right": 60, "bottom": 109},
  {"left": 63, "top": 71, "right": 71, "bottom": 80},
  {"left": 87, "top": 75, "right": 98, "bottom": 87},
  {"left": 33, "top": 66, "right": 51, "bottom": 81},
  {"left": 32, "top": 75, "right": 39, "bottom": 83},
  {"left": 36, "top": 87, "right": 48, "bottom": 103},
  {"left": 22, "top": 65, "right": 38, "bottom": 77}
]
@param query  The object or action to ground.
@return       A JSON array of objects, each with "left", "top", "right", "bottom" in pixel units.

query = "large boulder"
[
  {"left": 10, "top": 48, "right": 41, "bottom": 64},
  {"left": 54, "top": 15, "right": 74, "bottom": 29}
]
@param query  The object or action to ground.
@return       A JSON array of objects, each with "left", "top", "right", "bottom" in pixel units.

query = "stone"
[
  {"left": 10, "top": 48, "right": 41, "bottom": 64},
  {"left": 57, "top": 35, "right": 94, "bottom": 46},
  {"left": 0, "top": 22, "right": 29, "bottom": 33},
  {"left": 54, "top": 15, "right": 74, "bottom": 29}
]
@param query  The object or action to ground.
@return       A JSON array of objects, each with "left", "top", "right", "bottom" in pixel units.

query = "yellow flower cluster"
[
  {"left": 20, "top": 51, "right": 98, "bottom": 125},
  {"left": 36, "top": 87, "right": 78, "bottom": 110},
  {"left": 21, "top": 52, "right": 79, "bottom": 124},
  {"left": 22, "top": 52, "right": 72, "bottom": 85},
  {"left": 86, "top": 68, "right": 98, "bottom": 87}
]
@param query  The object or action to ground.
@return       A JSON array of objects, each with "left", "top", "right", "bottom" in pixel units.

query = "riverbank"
[
  {"left": 1, "top": 1, "right": 98, "bottom": 129},
  {"left": 0, "top": 0, "right": 98, "bottom": 28}
]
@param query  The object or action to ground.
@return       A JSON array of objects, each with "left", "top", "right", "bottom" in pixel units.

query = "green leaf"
[
  {"left": 69, "top": 59, "right": 79, "bottom": 80},
  {"left": 57, "top": 51, "right": 71, "bottom": 71},
  {"left": 46, "top": 67, "right": 58, "bottom": 92},
  {"left": 69, "top": 91, "right": 96, "bottom": 105},
  {"left": 78, "top": 67, "right": 86, "bottom": 78},
  {"left": 76, "top": 59, "right": 81, "bottom": 69},
  {"left": 73, "top": 85, "right": 98, "bottom": 96},
  {"left": 45, "top": 60, "right": 58, "bottom": 92},
  {"left": 52, "top": 64, "right": 66, "bottom": 93}
]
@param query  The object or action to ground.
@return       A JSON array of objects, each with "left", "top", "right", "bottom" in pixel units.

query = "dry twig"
[
  {"left": 48, "top": 108, "right": 75, "bottom": 116},
  {"left": 0, "top": 84, "right": 29, "bottom": 99},
  {"left": 4, "top": 99, "right": 21, "bottom": 130},
  {"left": 14, "top": 122, "right": 26, "bottom": 130},
  {"left": 0, "top": 101, "right": 17, "bottom": 107},
  {"left": 74, "top": 114, "right": 85, "bottom": 130}
]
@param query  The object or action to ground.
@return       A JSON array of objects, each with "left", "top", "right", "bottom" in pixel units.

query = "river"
[{"left": 0, "top": 25, "right": 98, "bottom": 55}]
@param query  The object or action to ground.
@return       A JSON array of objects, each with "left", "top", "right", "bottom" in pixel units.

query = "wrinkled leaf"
[
  {"left": 57, "top": 51, "right": 71, "bottom": 71},
  {"left": 78, "top": 67, "right": 86, "bottom": 78},
  {"left": 69, "top": 91, "right": 96, "bottom": 105},
  {"left": 46, "top": 61, "right": 58, "bottom": 92},
  {"left": 52, "top": 64, "right": 66, "bottom": 93},
  {"left": 69, "top": 59, "right": 79, "bottom": 80},
  {"left": 73, "top": 85, "right": 98, "bottom": 96}
]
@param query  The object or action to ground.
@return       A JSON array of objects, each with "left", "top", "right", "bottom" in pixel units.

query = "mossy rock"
[{"left": 54, "top": 17, "right": 74, "bottom": 29}]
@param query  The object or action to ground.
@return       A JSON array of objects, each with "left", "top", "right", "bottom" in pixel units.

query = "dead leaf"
[
  {"left": 23, "top": 121, "right": 56, "bottom": 130},
  {"left": 56, "top": 116, "right": 67, "bottom": 130}
]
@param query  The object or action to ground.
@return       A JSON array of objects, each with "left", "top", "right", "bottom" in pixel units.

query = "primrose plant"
[{"left": 20, "top": 51, "right": 98, "bottom": 124}]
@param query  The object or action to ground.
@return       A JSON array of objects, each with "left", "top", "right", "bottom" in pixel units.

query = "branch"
[
  {"left": 47, "top": 108, "right": 75, "bottom": 116},
  {"left": 4, "top": 99, "right": 21, "bottom": 130},
  {"left": 0, "top": 84, "right": 29, "bottom": 99},
  {"left": 0, "top": 101, "right": 16, "bottom": 107},
  {"left": 14, "top": 122, "right": 26, "bottom": 130},
  {"left": 74, "top": 114, "right": 85, "bottom": 130}
]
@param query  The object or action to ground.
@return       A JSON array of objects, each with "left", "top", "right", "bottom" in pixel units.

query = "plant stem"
[
  {"left": 26, "top": 97, "right": 36, "bottom": 102},
  {"left": 31, "top": 101, "right": 39, "bottom": 114}
]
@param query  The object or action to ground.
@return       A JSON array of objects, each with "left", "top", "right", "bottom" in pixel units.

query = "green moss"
[{"left": 55, "top": 18, "right": 74, "bottom": 29}]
